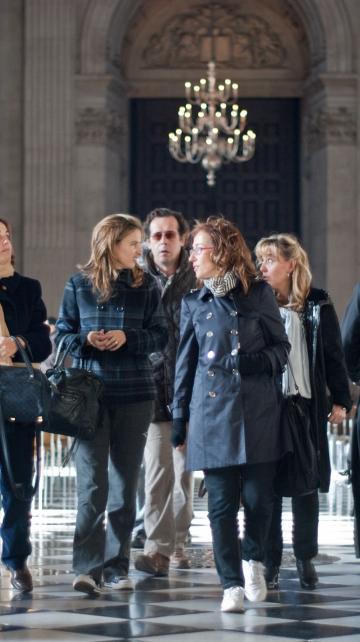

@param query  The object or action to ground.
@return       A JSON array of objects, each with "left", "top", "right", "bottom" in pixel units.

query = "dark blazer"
[
  {"left": 144, "top": 247, "right": 196, "bottom": 421},
  {"left": 341, "top": 282, "right": 360, "bottom": 555},
  {"left": 56, "top": 269, "right": 168, "bottom": 404},
  {"left": 172, "top": 280, "right": 290, "bottom": 471},
  {"left": 305, "top": 288, "right": 351, "bottom": 492},
  {"left": 0, "top": 272, "right": 51, "bottom": 362}
]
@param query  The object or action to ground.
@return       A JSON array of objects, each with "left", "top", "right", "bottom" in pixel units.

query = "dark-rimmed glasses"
[{"left": 150, "top": 231, "right": 178, "bottom": 241}]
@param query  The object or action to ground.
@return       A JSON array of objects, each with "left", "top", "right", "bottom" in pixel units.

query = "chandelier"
[{"left": 168, "top": 60, "right": 256, "bottom": 187}]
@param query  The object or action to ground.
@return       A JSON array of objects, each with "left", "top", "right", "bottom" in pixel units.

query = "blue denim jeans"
[
  {"left": 265, "top": 491, "right": 319, "bottom": 567},
  {"left": 73, "top": 400, "right": 153, "bottom": 582},
  {"left": 205, "top": 462, "right": 277, "bottom": 589},
  {"left": 0, "top": 423, "right": 34, "bottom": 570}
]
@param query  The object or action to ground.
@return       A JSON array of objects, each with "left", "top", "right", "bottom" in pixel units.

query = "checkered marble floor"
[{"left": 0, "top": 474, "right": 359, "bottom": 642}]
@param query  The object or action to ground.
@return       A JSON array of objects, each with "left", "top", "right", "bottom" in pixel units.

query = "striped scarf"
[{"left": 204, "top": 271, "right": 237, "bottom": 297}]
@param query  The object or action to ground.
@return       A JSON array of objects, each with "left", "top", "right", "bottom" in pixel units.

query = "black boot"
[
  {"left": 296, "top": 559, "right": 318, "bottom": 590},
  {"left": 265, "top": 564, "right": 280, "bottom": 590}
]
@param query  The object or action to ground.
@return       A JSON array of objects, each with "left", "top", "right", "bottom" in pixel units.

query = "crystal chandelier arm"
[
  {"left": 230, "top": 131, "right": 256, "bottom": 163},
  {"left": 168, "top": 132, "right": 204, "bottom": 164}
]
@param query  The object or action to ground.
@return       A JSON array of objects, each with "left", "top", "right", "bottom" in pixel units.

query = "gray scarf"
[{"left": 204, "top": 271, "right": 237, "bottom": 297}]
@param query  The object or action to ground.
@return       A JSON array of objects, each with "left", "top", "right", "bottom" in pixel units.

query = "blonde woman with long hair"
[
  {"left": 56, "top": 214, "right": 167, "bottom": 595},
  {"left": 255, "top": 233, "right": 351, "bottom": 591}
]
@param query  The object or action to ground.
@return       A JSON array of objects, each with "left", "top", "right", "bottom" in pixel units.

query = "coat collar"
[
  {"left": 143, "top": 246, "right": 190, "bottom": 279},
  {"left": 0, "top": 271, "right": 21, "bottom": 295},
  {"left": 115, "top": 269, "right": 134, "bottom": 287},
  {"left": 306, "top": 287, "right": 330, "bottom": 307}
]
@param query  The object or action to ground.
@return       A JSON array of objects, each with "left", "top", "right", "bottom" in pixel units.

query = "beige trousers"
[{"left": 143, "top": 421, "right": 194, "bottom": 558}]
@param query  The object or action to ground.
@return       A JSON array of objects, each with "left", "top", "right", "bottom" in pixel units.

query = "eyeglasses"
[
  {"left": 150, "top": 231, "right": 178, "bottom": 241},
  {"left": 189, "top": 245, "right": 214, "bottom": 256}
]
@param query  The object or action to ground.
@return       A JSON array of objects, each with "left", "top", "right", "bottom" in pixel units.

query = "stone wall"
[{"left": 0, "top": 0, "right": 359, "bottom": 317}]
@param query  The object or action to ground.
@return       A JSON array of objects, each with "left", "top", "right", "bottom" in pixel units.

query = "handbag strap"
[
  {"left": 53, "top": 334, "right": 79, "bottom": 369},
  {"left": 10, "top": 337, "right": 36, "bottom": 378},
  {"left": 0, "top": 398, "right": 41, "bottom": 501},
  {"left": 286, "top": 357, "right": 300, "bottom": 395}
]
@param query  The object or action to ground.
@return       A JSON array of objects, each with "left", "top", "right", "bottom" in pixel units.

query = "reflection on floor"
[{"left": 0, "top": 472, "right": 359, "bottom": 641}]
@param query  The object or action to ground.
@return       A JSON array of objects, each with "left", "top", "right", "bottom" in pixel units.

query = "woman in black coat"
[
  {"left": 256, "top": 233, "right": 351, "bottom": 591},
  {"left": 171, "top": 217, "right": 289, "bottom": 613},
  {"left": 341, "top": 283, "right": 360, "bottom": 556},
  {"left": 0, "top": 217, "right": 51, "bottom": 593}
]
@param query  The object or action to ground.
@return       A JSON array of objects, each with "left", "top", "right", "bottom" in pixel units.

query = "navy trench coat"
[{"left": 172, "top": 280, "right": 290, "bottom": 471}]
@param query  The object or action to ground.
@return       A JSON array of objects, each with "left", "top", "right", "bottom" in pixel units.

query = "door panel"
[{"left": 130, "top": 98, "right": 299, "bottom": 246}]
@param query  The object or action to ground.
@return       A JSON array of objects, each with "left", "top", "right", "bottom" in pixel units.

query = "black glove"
[
  {"left": 238, "top": 352, "right": 272, "bottom": 376},
  {"left": 171, "top": 418, "right": 187, "bottom": 448}
]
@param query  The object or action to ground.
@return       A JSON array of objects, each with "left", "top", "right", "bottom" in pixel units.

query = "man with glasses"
[{"left": 134, "top": 208, "right": 196, "bottom": 577}]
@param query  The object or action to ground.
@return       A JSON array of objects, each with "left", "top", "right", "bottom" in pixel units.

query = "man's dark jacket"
[
  {"left": 341, "top": 282, "right": 360, "bottom": 555},
  {"left": 144, "top": 247, "right": 196, "bottom": 422}
]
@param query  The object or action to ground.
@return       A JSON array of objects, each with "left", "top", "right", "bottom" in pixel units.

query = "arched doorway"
[{"left": 74, "top": 0, "right": 356, "bottom": 309}]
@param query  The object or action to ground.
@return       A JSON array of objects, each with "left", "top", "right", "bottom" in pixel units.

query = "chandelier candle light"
[{"left": 168, "top": 61, "right": 256, "bottom": 187}]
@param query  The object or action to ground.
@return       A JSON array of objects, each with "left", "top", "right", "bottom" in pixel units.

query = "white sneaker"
[
  {"left": 242, "top": 560, "right": 267, "bottom": 602},
  {"left": 221, "top": 586, "right": 245, "bottom": 612},
  {"left": 104, "top": 576, "right": 134, "bottom": 590},
  {"left": 73, "top": 574, "right": 102, "bottom": 595}
]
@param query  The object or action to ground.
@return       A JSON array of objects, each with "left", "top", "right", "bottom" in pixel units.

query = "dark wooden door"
[{"left": 130, "top": 98, "right": 299, "bottom": 247}]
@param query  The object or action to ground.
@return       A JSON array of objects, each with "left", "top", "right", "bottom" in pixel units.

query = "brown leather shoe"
[
  {"left": 8, "top": 565, "right": 33, "bottom": 592},
  {"left": 135, "top": 552, "right": 169, "bottom": 577}
]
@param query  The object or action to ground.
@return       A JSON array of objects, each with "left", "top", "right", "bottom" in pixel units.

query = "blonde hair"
[
  {"left": 255, "top": 233, "right": 312, "bottom": 311},
  {"left": 80, "top": 213, "right": 144, "bottom": 301},
  {"left": 191, "top": 216, "right": 257, "bottom": 294}
]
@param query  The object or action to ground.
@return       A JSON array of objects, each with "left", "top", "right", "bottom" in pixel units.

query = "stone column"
[
  {"left": 24, "top": 0, "right": 75, "bottom": 316},
  {"left": 75, "top": 75, "right": 128, "bottom": 263},
  {"left": 302, "top": 74, "right": 358, "bottom": 315},
  {"left": 0, "top": 1, "right": 23, "bottom": 263}
]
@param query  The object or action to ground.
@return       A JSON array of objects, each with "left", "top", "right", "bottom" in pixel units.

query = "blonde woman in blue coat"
[{"left": 171, "top": 217, "right": 289, "bottom": 613}]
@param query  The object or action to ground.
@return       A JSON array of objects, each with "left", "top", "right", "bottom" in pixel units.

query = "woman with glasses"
[
  {"left": 171, "top": 217, "right": 290, "bottom": 613},
  {"left": 56, "top": 213, "right": 168, "bottom": 594},
  {"left": 255, "top": 233, "right": 351, "bottom": 591}
]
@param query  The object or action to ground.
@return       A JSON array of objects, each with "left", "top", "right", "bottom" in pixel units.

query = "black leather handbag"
[
  {"left": 274, "top": 362, "right": 319, "bottom": 497},
  {"left": 45, "top": 334, "right": 104, "bottom": 441},
  {"left": 0, "top": 337, "right": 51, "bottom": 424},
  {"left": 0, "top": 337, "right": 52, "bottom": 500}
]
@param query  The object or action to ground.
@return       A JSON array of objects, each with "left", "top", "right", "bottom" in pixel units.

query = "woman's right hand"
[
  {"left": 87, "top": 330, "right": 108, "bottom": 351},
  {"left": 0, "top": 336, "right": 18, "bottom": 360}
]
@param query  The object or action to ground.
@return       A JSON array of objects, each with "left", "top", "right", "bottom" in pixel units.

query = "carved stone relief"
[
  {"left": 141, "top": 4, "right": 287, "bottom": 69},
  {"left": 305, "top": 107, "right": 357, "bottom": 152},
  {"left": 76, "top": 107, "right": 124, "bottom": 148}
]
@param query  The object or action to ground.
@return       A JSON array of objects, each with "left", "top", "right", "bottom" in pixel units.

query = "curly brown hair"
[
  {"left": 80, "top": 213, "right": 144, "bottom": 301},
  {"left": 191, "top": 216, "right": 256, "bottom": 294}
]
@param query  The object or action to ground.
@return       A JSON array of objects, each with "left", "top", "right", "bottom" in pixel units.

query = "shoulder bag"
[
  {"left": 0, "top": 337, "right": 52, "bottom": 500},
  {"left": 45, "top": 334, "right": 104, "bottom": 441},
  {"left": 274, "top": 360, "right": 320, "bottom": 497},
  {"left": 0, "top": 336, "right": 51, "bottom": 424}
]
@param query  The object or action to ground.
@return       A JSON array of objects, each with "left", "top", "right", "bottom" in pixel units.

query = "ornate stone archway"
[{"left": 18, "top": 0, "right": 356, "bottom": 314}]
